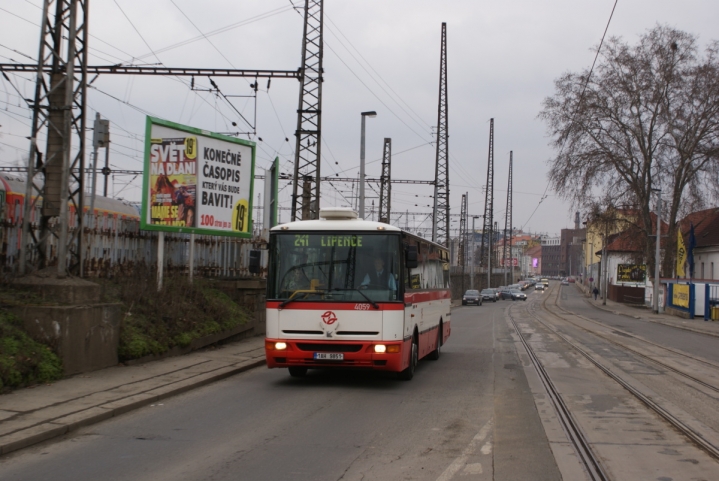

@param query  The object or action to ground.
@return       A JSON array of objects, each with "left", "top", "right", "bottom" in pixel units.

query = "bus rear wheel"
[
  {"left": 398, "top": 336, "right": 418, "bottom": 381},
  {"left": 427, "top": 325, "right": 442, "bottom": 361},
  {"left": 288, "top": 367, "right": 308, "bottom": 377}
]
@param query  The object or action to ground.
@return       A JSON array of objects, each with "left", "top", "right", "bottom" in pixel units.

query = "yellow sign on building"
[{"left": 673, "top": 284, "right": 690, "bottom": 308}]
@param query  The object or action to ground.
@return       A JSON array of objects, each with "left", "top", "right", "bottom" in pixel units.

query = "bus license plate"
[{"left": 314, "top": 352, "right": 343, "bottom": 361}]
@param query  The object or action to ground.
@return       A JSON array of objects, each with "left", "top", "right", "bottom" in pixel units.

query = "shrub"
[
  {"left": 113, "top": 271, "right": 249, "bottom": 361},
  {"left": 0, "top": 311, "right": 63, "bottom": 391}
]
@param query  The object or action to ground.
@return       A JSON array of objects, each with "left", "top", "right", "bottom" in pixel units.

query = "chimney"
[{"left": 574, "top": 211, "right": 580, "bottom": 230}]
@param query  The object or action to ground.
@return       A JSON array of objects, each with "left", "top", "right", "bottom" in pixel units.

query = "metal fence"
[{"left": 1, "top": 212, "right": 267, "bottom": 278}]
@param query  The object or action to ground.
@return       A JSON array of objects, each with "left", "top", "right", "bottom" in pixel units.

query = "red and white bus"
[{"left": 264, "top": 207, "right": 451, "bottom": 380}]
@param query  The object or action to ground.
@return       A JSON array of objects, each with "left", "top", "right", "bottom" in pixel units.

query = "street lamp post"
[
  {"left": 470, "top": 215, "right": 479, "bottom": 289},
  {"left": 359, "top": 111, "right": 377, "bottom": 218},
  {"left": 602, "top": 232, "right": 608, "bottom": 305},
  {"left": 589, "top": 241, "right": 594, "bottom": 289},
  {"left": 652, "top": 188, "right": 662, "bottom": 313}
]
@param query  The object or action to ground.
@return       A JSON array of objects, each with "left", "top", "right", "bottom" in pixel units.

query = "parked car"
[
  {"left": 462, "top": 290, "right": 482, "bottom": 306},
  {"left": 480, "top": 289, "right": 497, "bottom": 302},
  {"left": 490, "top": 288, "right": 501, "bottom": 301}
]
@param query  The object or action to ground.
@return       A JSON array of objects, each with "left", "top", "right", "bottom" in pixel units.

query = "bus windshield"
[{"left": 268, "top": 232, "right": 401, "bottom": 302}]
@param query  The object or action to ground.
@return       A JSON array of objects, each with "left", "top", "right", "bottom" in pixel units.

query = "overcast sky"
[{"left": 1, "top": 0, "right": 717, "bottom": 237}]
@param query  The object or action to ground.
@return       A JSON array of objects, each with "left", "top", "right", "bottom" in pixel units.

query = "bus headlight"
[
  {"left": 275, "top": 342, "right": 287, "bottom": 350},
  {"left": 374, "top": 344, "right": 387, "bottom": 353}
]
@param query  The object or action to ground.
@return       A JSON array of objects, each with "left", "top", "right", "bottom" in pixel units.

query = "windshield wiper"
[
  {"left": 332, "top": 288, "right": 380, "bottom": 310},
  {"left": 278, "top": 289, "right": 326, "bottom": 309},
  {"left": 278, "top": 297, "right": 298, "bottom": 309}
]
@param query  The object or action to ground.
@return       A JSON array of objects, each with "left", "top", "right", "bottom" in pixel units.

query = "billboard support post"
[
  {"left": 158, "top": 231, "right": 165, "bottom": 291},
  {"left": 189, "top": 233, "right": 195, "bottom": 283}
]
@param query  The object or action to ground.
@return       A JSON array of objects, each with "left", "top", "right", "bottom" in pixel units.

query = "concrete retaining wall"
[
  {"left": 9, "top": 275, "right": 267, "bottom": 376},
  {"left": 12, "top": 303, "right": 122, "bottom": 376}
]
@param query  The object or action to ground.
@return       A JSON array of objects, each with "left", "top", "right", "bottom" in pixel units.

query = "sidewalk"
[
  {"left": 0, "top": 336, "right": 266, "bottom": 456},
  {"left": 578, "top": 291, "right": 719, "bottom": 338}
]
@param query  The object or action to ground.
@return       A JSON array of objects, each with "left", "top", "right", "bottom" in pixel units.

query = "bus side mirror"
[
  {"left": 249, "top": 249, "right": 261, "bottom": 274},
  {"left": 405, "top": 245, "right": 418, "bottom": 269}
]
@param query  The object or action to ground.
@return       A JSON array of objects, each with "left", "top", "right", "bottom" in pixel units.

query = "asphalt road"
[{"left": 0, "top": 300, "right": 560, "bottom": 481}]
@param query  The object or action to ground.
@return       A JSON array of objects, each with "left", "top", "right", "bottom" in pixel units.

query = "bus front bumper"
[{"left": 265, "top": 339, "right": 408, "bottom": 372}]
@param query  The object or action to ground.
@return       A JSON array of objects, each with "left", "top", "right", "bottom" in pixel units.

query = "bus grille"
[
  {"left": 296, "top": 343, "right": 363, "bottom": 352},
  {"left": 337, "top": 331, "right": 379, "bottom": 336}
]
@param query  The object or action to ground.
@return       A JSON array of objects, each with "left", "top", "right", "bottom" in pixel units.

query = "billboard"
[
  {"left": 616, "top": 264, "right": 646, "bottom": 283},
  {"left": 141, "top": 117, "right": 255, "bottom": 237}
]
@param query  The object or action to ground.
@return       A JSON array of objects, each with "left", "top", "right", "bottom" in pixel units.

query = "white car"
[{"left": 535, "top": 283, "right": 545, "bottom": 291}]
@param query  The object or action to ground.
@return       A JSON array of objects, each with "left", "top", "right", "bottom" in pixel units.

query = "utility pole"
[
  {"left": 291, "top": 0, "right": 324, "bottom": 221},
  {"left": 90, "top": 113, "right": 109, "bottom": 225},
  {"left": 471, "top": 215, "right": 479, "bottom": 289},
  {"left": 432, "top": 22, "right": 449, "bottom": 246},
  {"left": 379, "top": 138, "right": 392, "bottom": 224},
  {"left": 507, "top": 152, "right": 513, "bottom": 283},
  {"left": 502, "top": 152, "right": 513, "bottom": 286},
  {"left": 459, "top": 193, "right": 468, "bottom": 293},
  {"left": 358, "top": 110, "right": 377, "bottom": 219},
  {"left": 479, "top": 119, "right": 495, "bottom": 288},
  {"left": 18, "top": 0, "right": 89, "bottom": 277}
]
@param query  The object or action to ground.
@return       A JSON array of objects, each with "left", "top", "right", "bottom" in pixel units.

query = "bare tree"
[{"left": 540, "top": 25, "right": 719, "bottom": 273}]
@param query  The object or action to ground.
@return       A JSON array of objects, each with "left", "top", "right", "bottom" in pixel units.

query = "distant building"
[
  {"left": 560, "top": 229, "right": 585, "bottom": 277},
  {"left": 678, "top": 207, "right": 719, "bottom": 281},
  {"left": 541, "top": 236, "right": 560, "bottom": 276}
]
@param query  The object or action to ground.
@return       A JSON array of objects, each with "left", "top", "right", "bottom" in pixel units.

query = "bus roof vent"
[{"left": 319, "top": 207, "right": 359, "bottom": 220}]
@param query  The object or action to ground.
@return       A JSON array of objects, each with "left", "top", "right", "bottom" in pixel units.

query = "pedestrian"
[{"left": 592, "top": 286, "right": 599, "bottom": 300}]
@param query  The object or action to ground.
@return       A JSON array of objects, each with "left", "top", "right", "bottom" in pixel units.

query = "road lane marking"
[
  {"left": 436, "top": 418, "right": 493, "bottom": 481},
  {"left": 462, "top": 463, "right": 483, "bottom": 474},
  {"left": 480, "top": 441, "right": 492, "bottom": 455}
]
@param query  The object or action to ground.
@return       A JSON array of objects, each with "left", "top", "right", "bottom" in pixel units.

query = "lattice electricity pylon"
[
  {"left": 378, "top": 138, "right": 392, "bottom": 224},
  {"left": 18, "top": 0, "right": 89, "bottom": 277},
  {"left": 502, "top": 151, "right": 513, "bottom": 284},
  {"left": 458, "top": 193, "right": 468, "bottom": 268},
  {"left": 479, "top": 119, "right": 494, "bottom": 271},
  {"left": 291, "top": 0, "right": 324, "bottom": 221},
  {"left": 432, "top": 22, "right": 449, "bottom": 246}
]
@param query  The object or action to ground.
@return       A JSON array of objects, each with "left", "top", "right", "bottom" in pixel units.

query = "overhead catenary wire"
[{"left": 521, "top": 0, "right": 619, "bottom": 230}]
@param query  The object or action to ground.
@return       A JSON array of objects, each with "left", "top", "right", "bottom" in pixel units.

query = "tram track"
[
  {"left": 506, "top": 299, "right": 610, "bottom": 481},
  {"left": 541, "top": 286, "right": 719, "bottom": 396},
  {"left": 516, "top": 284, "right": 719, "bottom": 464}
]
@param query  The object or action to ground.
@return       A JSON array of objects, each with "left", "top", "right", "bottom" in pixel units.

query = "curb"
[
  {"left": 640, "top": 318, "right": 719, "bottom": 339},
  {"left": 580, "top": 297, "right": 719, "bottom": 339},
  {"left": 0, "top": 358, "right": 266, "bottom": 456},
  {"left": 582, "top": 297, "right": 641, "bottom": 319}
]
